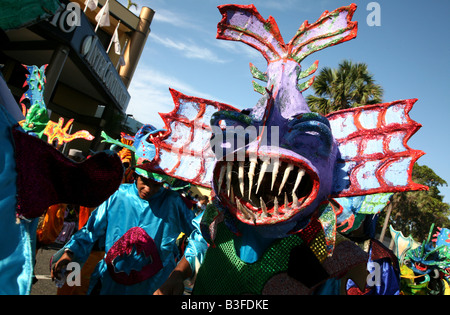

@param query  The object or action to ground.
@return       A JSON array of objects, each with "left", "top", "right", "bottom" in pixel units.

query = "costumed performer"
[
  {"left": 57, "top": 134, "right": 138, "bottom": 295},
  {"left": 151, "top": 3, "right": 427, "bottom": 295},
  {"left": 51, "top": 166, "right": 204, "bottom": 294}
]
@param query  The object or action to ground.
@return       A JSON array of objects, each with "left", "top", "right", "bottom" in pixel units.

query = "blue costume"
[
  {"left": 60, "top": 182, "right": 203, "bottom": 294},
  {"left": 0, "top": 73, "right": 123, "bottom": 294}
]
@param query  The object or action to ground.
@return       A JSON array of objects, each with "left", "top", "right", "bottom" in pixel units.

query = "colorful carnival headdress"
[
  {"left": 403, "top": 224, "right": 450, "bottom": 276},
  {"left": 19, "top": 64, "right": 94, "bottom": 145},
  {"left": 101, "top": 126, "right": 175, "bottom": 185},
  {"left": 397, "top": 224, "right": 450, "bottom": 295},
  {"left": 11, "top": 64, "right": 122, "bottom": 218},
  {"left": 123, "top": 3, "right": 426, "bottom": 231}
]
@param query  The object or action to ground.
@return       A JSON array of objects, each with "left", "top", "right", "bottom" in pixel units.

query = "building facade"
[{"left": 0, "top": 0, "right": 152, "bottom": 156}]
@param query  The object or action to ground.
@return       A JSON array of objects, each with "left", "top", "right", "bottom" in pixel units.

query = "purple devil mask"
[
  {"left": 208, "top": 4, "right": 357, "bottom": 232},
  {"left": 134, "top": 4, "right": 427, "bottom": 236}
]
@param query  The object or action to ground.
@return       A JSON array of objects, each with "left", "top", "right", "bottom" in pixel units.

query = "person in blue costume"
[{"left": 51, "top": 167, "right": 206, "bottom": 295}]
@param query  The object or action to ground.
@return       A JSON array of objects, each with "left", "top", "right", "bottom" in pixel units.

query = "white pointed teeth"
[
  {"left": 278, "top": 163, "right": 294, "bottom": 196},
  {"left": 248, "top": 158, "right": 257, "bottom": 199},
  {"left": 215, "top": 158, "right": 310, "bottom": 222},
  {"left": 236, "top": 197, "right": 248, "bottom": 220},
  {"left": 293, "top": 168, "right": 305, "bottom": 193},
  {"left": 292, "top": 192, "right": 298, "bottom": 208},
  {"left": 271, "top": 160, "right": 280, "bottom": 191},
  {"left": 255, "top": 160, "right": 269, "bottom": 194},
  {"left": 260, "top": 197, "right": 268, "bottom": 218},
  {"left": 226, "top": 162, "right": 233, "bottom": 196},
  {"left": 217, "top": 164, "right": 226, "bottom": 192},
  {"left": 284, "top": 192, "right": 290, "bottom": 211},
  {"left": 238, "top": 161, "right": 245, "bottom": 196},
  {"left": 273, "top": 196, "right": 279, "bottom": 215},
  {"left": 236, "top": 197, "right": 255, "bottom": 221}
]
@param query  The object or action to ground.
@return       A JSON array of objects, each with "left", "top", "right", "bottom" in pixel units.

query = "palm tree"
[{"left": 306, "top": 60, "right": 383, "bottom": 115}]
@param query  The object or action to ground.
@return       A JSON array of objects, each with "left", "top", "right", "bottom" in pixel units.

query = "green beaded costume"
[{"left": 192, "top": 222, "right": 304, "bottom": 295}]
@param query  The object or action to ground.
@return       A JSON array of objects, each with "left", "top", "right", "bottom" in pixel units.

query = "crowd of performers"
[
  {"left": 4, "top": 70, "right": 449, "bottom": 295},
  {"left": 1, "top": 2, "right": 449, "bottom": 295},
  {"left": 11, "top": 117, "right": 450, "bottom": 296}
]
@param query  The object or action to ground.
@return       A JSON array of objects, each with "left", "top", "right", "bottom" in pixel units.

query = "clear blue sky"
[{"left": 119, "top": 0, "right": 450, "bottom": 204}]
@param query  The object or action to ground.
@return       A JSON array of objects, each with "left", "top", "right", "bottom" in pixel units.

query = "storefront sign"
[
  {"left": 38, "top": 1, "right": 130, "bottom": 111},
  {"left": 81, "top": 36, "right": 130, "bottom": 110}
]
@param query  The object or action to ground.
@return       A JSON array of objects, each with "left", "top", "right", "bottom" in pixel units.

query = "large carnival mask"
[{"left": 130, "top": 4, "right": 427, "bottom": 236}]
